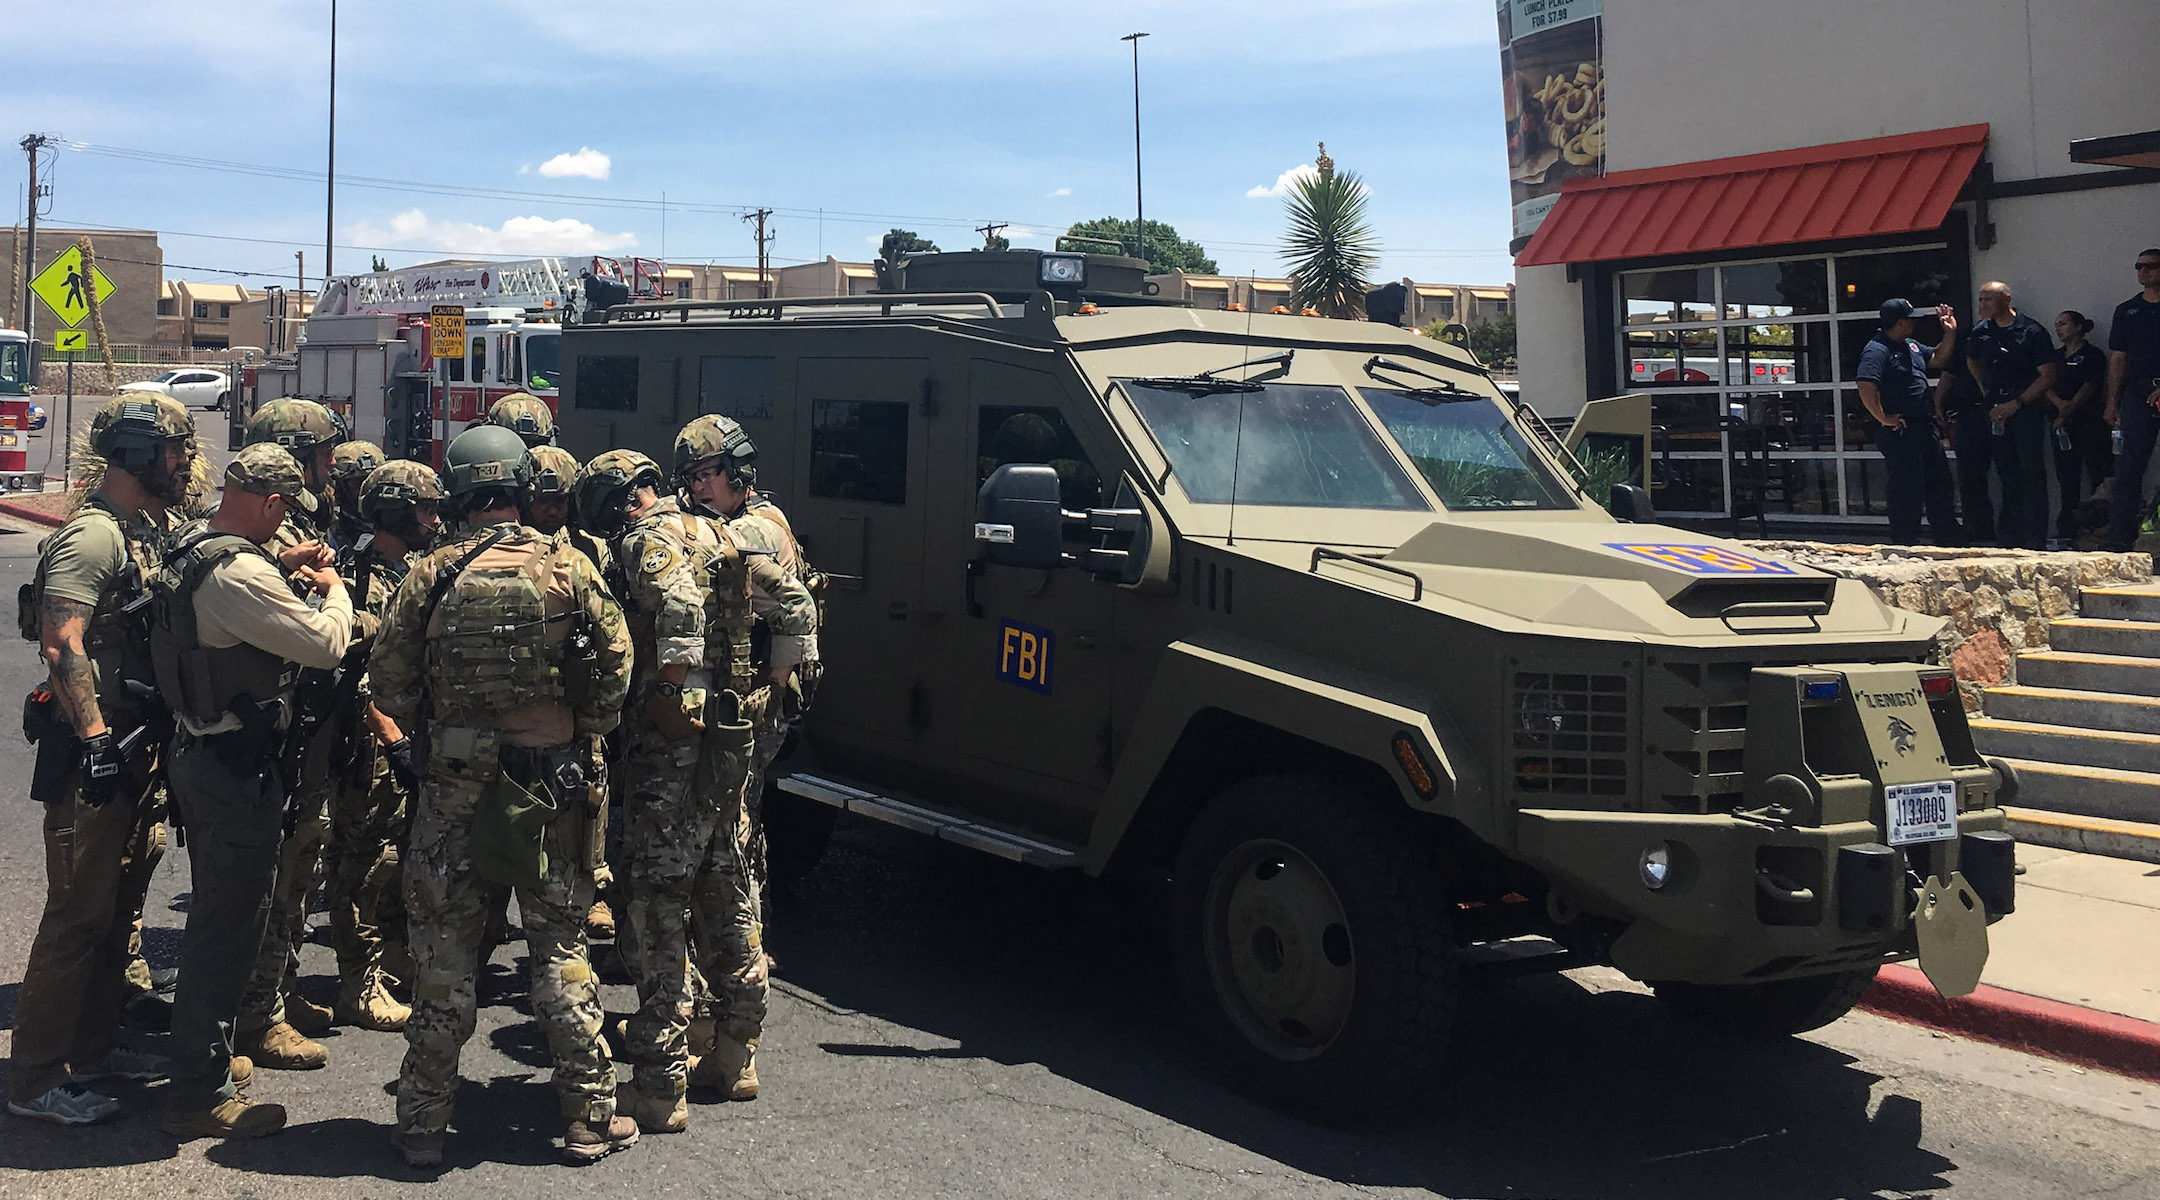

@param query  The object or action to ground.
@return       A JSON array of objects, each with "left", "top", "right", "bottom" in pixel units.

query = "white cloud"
[
  {"left": 517, "top": 163, "right": 532, "bottom": 175},
  {"left": 1246, "top": 163, "right": 1318, "bottom": 199},
  {"left": 349, "top": 209, "right": 638, "bottom": 256},
  {"left": 1048, "top": 187, "right": 1071, "bottom": 198},
  {"left": 536, "top": 147, "right": 611, "bottom": 180}
]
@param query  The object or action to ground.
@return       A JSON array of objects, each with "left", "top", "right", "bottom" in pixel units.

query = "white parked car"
[{"left": 120, "top": 368, "right": 231, "bottom": 410}]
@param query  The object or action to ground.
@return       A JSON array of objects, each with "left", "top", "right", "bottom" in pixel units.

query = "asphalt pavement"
[{"left": 1, "top": 530, "right": 2159, "bottom": 1198}]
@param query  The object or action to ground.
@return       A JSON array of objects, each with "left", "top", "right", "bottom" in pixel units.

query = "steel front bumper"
[{"left": 1516, "top": 807, "right": 2013, "bottom": 986}]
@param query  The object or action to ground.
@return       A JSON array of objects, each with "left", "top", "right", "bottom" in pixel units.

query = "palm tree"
[{"left": 1280, "top": 143, "right": 1377, "bottom": 319}]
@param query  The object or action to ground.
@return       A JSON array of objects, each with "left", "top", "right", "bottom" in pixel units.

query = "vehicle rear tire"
[
  {"left": 212, "top": 392, "right": 228, "bottom": 411},
  {"left": 1169, "top": 774, "right": 1457, "bottom": 1122},
  {"left": 1650, "top": 966, "right": 1880, "bottom": 1038},
  {"left": 762, "top": 778, "right": 839, "bottom": 893}
]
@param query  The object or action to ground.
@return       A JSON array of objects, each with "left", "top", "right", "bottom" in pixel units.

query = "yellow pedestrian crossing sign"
[
  {"left": 30, "top": 245, "right": 116, "bottom": 329},
  {"left": 52, "top": 330, "right": 86, "bottom": 352}
]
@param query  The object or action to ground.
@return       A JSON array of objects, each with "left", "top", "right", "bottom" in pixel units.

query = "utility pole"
[
  {"left": 976, "top": 222, "right": 1008, "bottom": 250},
  {"left": 325, "top": 0, "right": 337, "bottom": 281},
  {"left": 742, "top": 208, "right": 774, "bottom": 298},
  {"left": 1121, "top": 32, "right": 1148, "bottom": 268},
  {"left": 19, "top": 133, "right": 54, "bottom": 357}
]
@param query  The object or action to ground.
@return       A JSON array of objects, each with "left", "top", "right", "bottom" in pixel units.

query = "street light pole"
[
  {"left": 325, "top": 0, "right": 337, "bottom": 282},
  {"left": 1121, "top": 32, "right": 1148, "bottom": 268}
]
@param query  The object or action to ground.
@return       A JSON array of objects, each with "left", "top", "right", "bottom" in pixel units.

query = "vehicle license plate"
[{"left": 1886, "top": 780, "right": 1957, "bottom": 846}]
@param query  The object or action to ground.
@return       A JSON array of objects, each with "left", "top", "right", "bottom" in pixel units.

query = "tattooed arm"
[{"left": 40, "top": 596, "right": 106, "bottom": 738}]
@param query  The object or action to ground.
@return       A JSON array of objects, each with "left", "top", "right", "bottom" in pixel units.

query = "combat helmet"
[
  {"left": 442, "top": 424, "right": 534, "bottom": 509},
  {"left": 528, "top": 445, "right": 579, "bottom": 498},
  {"left": 484, "top": 392, "right": 555, "bottom": 447},
  {"left": 330, "top": 440, "right": 386, "bottom": 505},
  {"left": 358, "top": 459, "right": 447, "bottom": 547},
  {"left": 672, "top": 414, "right": 756, "bottom": 485},
  {"left": 89, "top": 395, "right": 195, "bottom": 477},
  {"left": 574, "top": 449, "right": 663, "bottom": 537},
  {"left": 244, "top": 397, "right": 346, "bottom": 456}
]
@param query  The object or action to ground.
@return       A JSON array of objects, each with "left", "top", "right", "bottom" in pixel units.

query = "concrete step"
[
  {"left": 1984, "top": 686, "right": 2160, "bottom": 735},
  {"left": 2049, "top": 617, "right": 2160, "bottom": 658},
  {"left": 2000, "top": 758, "right": 2160, "bottom": 823},
  {"left": 1970, "top": 718, "right": 2160, "bottom": 774},
  {"left": 2080, "top": 585, "right": 2160, "bottom": 621},
  {"left": 2006, "top": 806, "right": 2160, "bottom": 865},
  {"left": 2016, "top": 651, "right": 2160, "bottom": 697}
]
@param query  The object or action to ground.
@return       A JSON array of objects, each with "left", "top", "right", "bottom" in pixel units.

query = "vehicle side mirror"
[
  {"left": 1609, "top": 482, "right": 1656, "bottom": 523},
  {"left": 975, "top": 464, "right": 1066, "bottom": 570}
]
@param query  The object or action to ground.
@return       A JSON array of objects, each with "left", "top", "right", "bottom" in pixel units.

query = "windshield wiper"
[
  {"left": 1363, "top": 355, "right": 1484, "bottom": 402},
  {"left": 1129, "top": 349, "right": 1295, "bottom": 394}
]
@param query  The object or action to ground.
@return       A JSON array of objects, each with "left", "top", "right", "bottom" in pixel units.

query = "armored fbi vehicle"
[{"left": 558, "top": 247, "right": 2015, "bottom": 1112}]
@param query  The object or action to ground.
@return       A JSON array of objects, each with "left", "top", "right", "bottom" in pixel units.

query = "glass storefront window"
[
  {"left": 1833, "top": 245, "right": 1958, "bottom": 314},
  {"left": 1660, "top": 458, "right": 1728, "bottom": 514},
  {"left": 1844, "top": 457, "right": 1889, "bottom": 517},
  {"left": 1772, "top": 458, "right": 1839, "bottom": 515},
  {"left": 1625, "top": 326, "right": 1719, "bottom": 386},
  {"left": 1729, "top": 322, "right": 1834, "bottom": 386},
  {"left": 1722, "top": 259, "right": 1828, "bottom": 319},
  {"left": 1733, "top": 389, "right": 1837, "bottom": 452},
  {"left": 1623, "top": 268, "right": 1717, "bottom": 324}
]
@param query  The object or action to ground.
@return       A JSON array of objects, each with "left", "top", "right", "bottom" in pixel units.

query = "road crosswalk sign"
[
  {"left": 30, "top": 245, "right": 116, "bottom": 329},
  {"left": 52, "top": 330, "right": 86, "bottom": 352}
]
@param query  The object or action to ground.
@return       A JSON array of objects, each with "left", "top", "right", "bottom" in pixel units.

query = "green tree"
[
  {"left": 1280, "top": 158, "right": 1378, "bottom": 319},
  {"left": 879, "top": 229, "right": 939, "bottom": 262},
  {"left": 370, "top": 255, "right": 388, "bottom": 272},
  {"left": 981, "top": 233, "right": 1011, "bottom": 252},
  {"left": 1466, "top": 312, "right": 1518, "bottom": 371},
  {"left": 1062, "top": 218, "right": 1218, "bottom": 275}
]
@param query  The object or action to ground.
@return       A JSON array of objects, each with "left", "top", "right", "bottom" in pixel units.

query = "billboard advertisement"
[{"left": 1498, "top": 0, "right": 1606, "bottom": 245}]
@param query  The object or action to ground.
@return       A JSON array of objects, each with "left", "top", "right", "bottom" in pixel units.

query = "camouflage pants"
[
  {"left": 327, "top": 738, "right": 409, "bottom": 982},
  {"left": 237, "top": 727, "right": 335, "bottom": 1032},
  {"left": 621, "top": 712, "right": 764, "bottom": 1099},
  {"left": 397, "top": 736, "right": 612, "bottom": 1132}
]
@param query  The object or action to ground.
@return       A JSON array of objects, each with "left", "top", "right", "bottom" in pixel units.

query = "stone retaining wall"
[
  {"left": 1749, "top": 543, "right": 2154, "bottom": 715},
  {"left": 36, "top": 363, "right": 178, "bottom": 393}
]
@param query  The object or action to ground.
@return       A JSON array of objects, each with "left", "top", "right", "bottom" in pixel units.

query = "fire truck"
[{"left": 246, "top": 255, "right": 665, "bottom": 461}]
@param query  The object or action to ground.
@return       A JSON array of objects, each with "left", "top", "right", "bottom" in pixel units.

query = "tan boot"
[
  {"left": 161, "top": 1095, "right": 287, "bottom": 1140},
  {"left": 686, "top": 1015, "right": 716, "bottom": 1058},
  {"left": 691, "top": 1035, "right": 759, "bottom": 1101},
  {"left": 562, "top": 1113, "right": 639, "bottom": 1163},
  {"left": 238, "top": 1021, "right": 328, "bottom": 1070},
  {"left": 230, "top": 1055, "right": 253, "bottom": 1093},
  {"left": 283, "top": 992, "right": 334, "bottom": 1036},
  {"left": 585, "top": 900, "right": 616, "bottom": 941},
  {"left": 619, "top": 1085, "right": 687, "bottom": 1134},
  {"left": 336, "top": 969, "right": 412, "bottom": 1032}
]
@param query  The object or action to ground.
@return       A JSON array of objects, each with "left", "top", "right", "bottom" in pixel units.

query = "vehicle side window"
[
  {"left": 573, "top": 355, "right": 638, "bottom": 411},
  {"left": 977, "top": 405, "right": 1102, "bottom": 510},
  {"left": 699, "top": 356, "right": 775, "bottom": 420},
  {"left": 809, "top": 399, "right": 908, "bottom": 504},
  {"left": 469, "top": 336, "right": 486, "bottom": 383}
]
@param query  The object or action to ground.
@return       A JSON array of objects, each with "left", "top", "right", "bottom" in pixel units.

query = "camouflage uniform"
[
  {"left": 600, "top": 453, "right": 813, "bottom": 1107},
  {"left": 234, "top": 400, "right": 346, "bottom": 1059},
  {"left": 371, "top": 508, "right": 631, "bottom": 1138},
  {"left": 724, "top": 496, "right": 819, "bottom": 891}
]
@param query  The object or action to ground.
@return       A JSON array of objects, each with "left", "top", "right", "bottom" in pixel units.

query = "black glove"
[
  {"left": 80, "top": 732, "right": 124, "bottom": 807},
  {"left": 382, "top": 737, "right": 419, "bottom": 790}
]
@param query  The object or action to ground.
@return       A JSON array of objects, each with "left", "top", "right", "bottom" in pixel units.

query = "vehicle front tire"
[
  {"left": 1650, "top": 966, "right": 1880, "bottom": 1038},
  {"left": 1169, "top": 774, "right": 1458, "bottom": 1121}
]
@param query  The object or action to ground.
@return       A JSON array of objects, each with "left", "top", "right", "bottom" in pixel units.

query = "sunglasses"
[{"left": 2139, "top": 262, "right": 2160, "bottom": 271}]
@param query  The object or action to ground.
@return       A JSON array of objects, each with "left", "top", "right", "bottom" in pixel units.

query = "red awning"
[{"left": 1516, "top": 124, "right": 1989, "bottom": 267}]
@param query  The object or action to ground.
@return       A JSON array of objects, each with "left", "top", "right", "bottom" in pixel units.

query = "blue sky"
[{"left": 4, "top": 1, "right": 1515, "bottom": 289}]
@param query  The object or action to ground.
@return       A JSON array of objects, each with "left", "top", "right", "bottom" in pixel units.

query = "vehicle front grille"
[
  {"left": 1642, "top": 658, "right": 1753, "bottom": 814},
  {"left": 1510, "top": 670, "right": 1630, "bottom": 798}
]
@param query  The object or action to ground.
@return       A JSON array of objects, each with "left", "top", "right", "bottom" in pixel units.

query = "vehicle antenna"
[{"left": 1226, "top": 272, "right": 1257, "bottom": 546}]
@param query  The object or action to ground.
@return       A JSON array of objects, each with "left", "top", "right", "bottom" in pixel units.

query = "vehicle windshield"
[
  {"left": 1120, "top": 381, "right": 1427, "bottom": 510},
  {"left": 525, "top": 334, "right": 561, "bottom": 389},
  {"left": 0, "top": 342, "right": 24, "bottom": 390},
  {"left": 152, "top": 369, "right": 183, "bottom": 384},
  {"left": 1358, "top": 387, "right": 1578, "bottom": 511}
]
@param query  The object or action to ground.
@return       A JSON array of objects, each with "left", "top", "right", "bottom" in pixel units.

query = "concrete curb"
[
  {"left": 0, "top": 496, "right": 68, "bottom": 528},
  {"left": 1860, "top": 963, "right": 2160, "bottom": 1083}
]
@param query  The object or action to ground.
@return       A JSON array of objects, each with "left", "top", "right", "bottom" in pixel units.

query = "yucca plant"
[{"left": 1281, "top": 154, "right": 1377, "bottom": 319}]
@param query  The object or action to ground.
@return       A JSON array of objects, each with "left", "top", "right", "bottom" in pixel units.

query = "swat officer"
[
  {"left": 7, "top": 398, "right": 194, "bottom": 1126},
  {"left": 234, "top": 397, "right": 348, "bottom": 1071},
  {"left": 676, "top": 415, "right": 822, "bottom": 891},
  {"left": 323, "top": 460, "right": 448, "bottom": 1033},
  {"left": 485, "top": 391, "right": 556, "bottom": 448},
  {"left": 158, "top": 444, "right": 354, "bottom": 1140},
  {"left": 329, "top": 440, "right": 386, "bottom": 547},
  {"left": 577, "top": 450, "right": 812, "bottom": 1126},
  {"left": 372, "top": 425, "right": 633, "bottom": 1167}
]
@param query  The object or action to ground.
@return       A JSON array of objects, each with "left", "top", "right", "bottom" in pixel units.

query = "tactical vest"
[
  {"left": 741, "top": 496, "right": 827, "bottom": 631},
  {"left": 149, "top": 521, "right": 302, "bottom": 727},
  {"left": 20, "top": 493, "right": 166, "bottom": 714},
  {"left": 423, "top": 531, "right": 569, "bottom": 715},
  {"left": 668, "top": 511, "right": 755, "bottom": 693}
]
